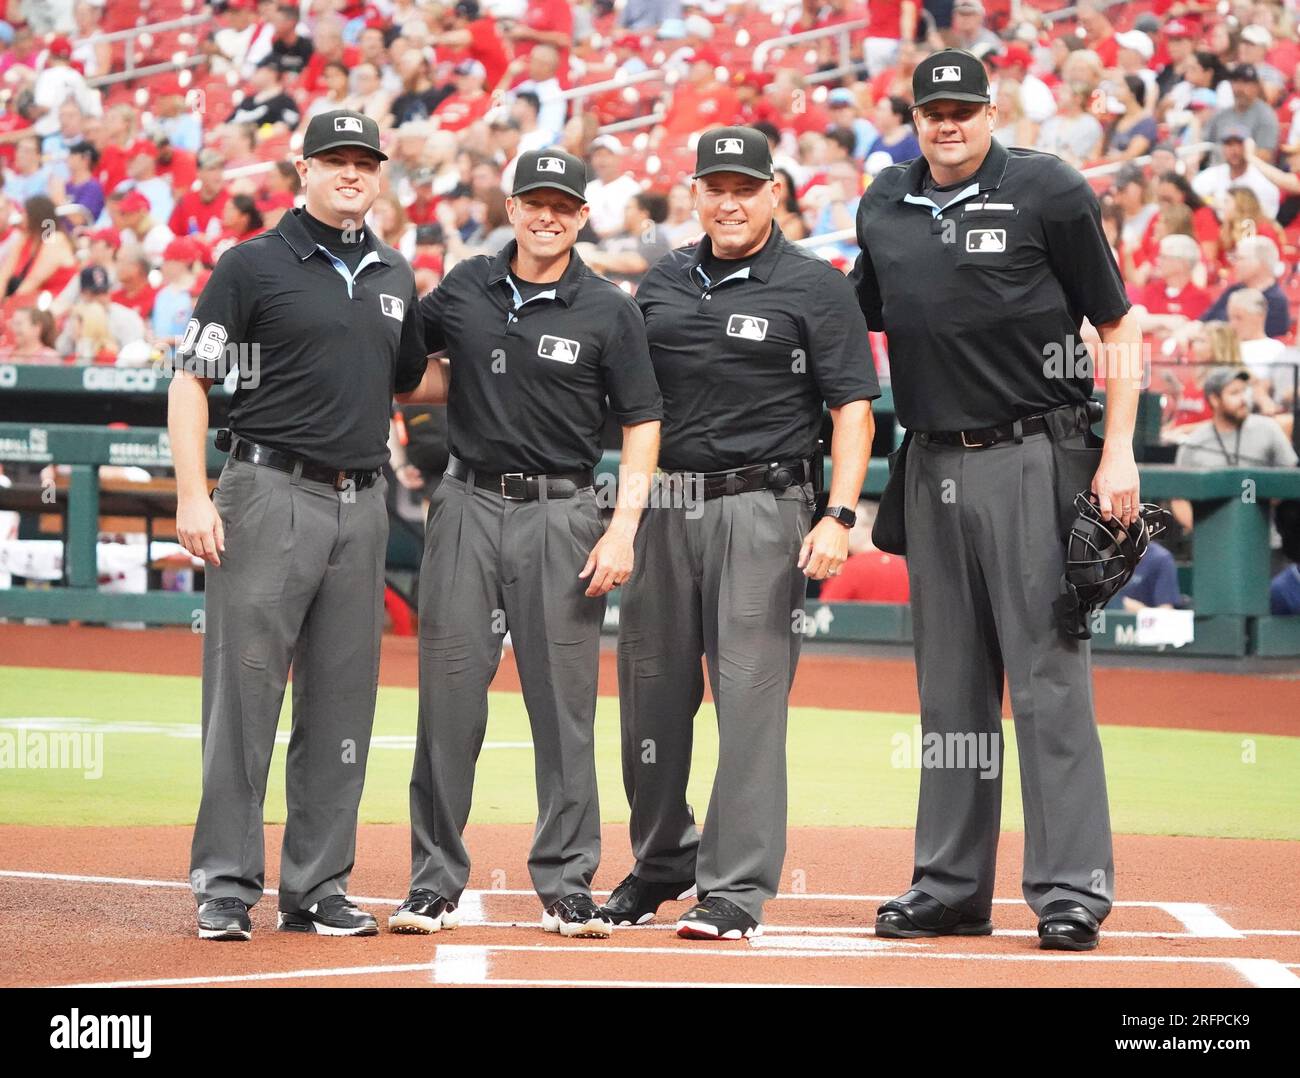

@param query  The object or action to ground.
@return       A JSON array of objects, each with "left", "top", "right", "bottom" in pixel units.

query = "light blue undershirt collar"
[
  {"left": 692, "top": 263, "right": 751, "bottom": 291},
  {"left": 314, "top": 244, "right": 382, "bottom": 299},
  {"left": 902, "top": 181, "right": 981, "bottom": 218},
  {"left": 504, "top": 275, "right": 558, "bottom": 310}
]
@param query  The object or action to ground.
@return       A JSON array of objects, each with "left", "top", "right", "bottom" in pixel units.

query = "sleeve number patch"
[{"left": 179, "top": 319, "right": 229, "bottom": 361}]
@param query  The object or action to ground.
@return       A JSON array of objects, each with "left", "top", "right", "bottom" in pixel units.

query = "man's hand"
[
  {"left": 578, "top": 521, "right": 634, "bottom": 597},
  {"left": 798, "top": 516, "right": 849, "bottom": 579},
  {"left": 395, "top": 463, "right": 425, "bottom": 490},
  {"left": 1092, "top": 444, "right": 1141, "bottom": 528},
  {"left": 176, "top": 492, "right": 225, "bottom": 566}
]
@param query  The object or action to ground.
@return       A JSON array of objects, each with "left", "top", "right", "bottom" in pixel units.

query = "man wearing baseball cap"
[
  {"left": 855, "top": 49, "right": 1142, "bottom": 952},
  {"left": 173, "top": 109, "right": 427, "bottom": 942},
  {"left": 1206, "top": 65, "right": 1280, "bottom": 160},
  {"left": 388, "top": 147, "right": 662, "bottom": 940},
  {"left": 605, "top": 126, "right": 878, "bottom": 941}
]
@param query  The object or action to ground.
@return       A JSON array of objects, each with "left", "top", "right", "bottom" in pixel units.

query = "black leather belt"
[
  {"left": 446, "top": 455, "right": 593, "bottom": 501},
  {"left": 661, "top": 458, "right": 812, "bottom": 500},
  {"left": 230, "top": 436, "right": 380, "bottom": 490},
  {"left": 922, "top": 413, "right": 1052, "bottom": 450}
]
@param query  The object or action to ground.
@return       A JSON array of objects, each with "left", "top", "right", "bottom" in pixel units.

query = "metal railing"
[
  {"left": 753, "top": 18, "right": 869, "bottom": 74},
  {"left": 80, "top": 14, "right": 211, "bottom": 87}
]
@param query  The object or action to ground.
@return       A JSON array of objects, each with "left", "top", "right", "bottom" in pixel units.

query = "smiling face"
[
  {"left": 914, "top": 98, "right": 995, "bottom": 183},
  {"left": 296, "top": 146, "right": 383, "bottom": 228},
  {"left": 692, "top": 171, "right": 779, "bottom": 259},
  {"left": 507, "top": 188, "right": 588, "bottom": 263}
]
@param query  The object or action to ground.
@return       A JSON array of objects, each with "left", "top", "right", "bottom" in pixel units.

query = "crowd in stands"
[{"left": 2, "top": 0, "right": 1300, "bottom": 607}]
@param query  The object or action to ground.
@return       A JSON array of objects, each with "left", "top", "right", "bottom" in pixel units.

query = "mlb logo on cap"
[
  {"left": 912, "top": 48, "right": 991, "bottom": 109},
  {"left": 334, "top": 115, "right": 364, "bottom": 134},
  {"left": 303, "top": 109, "right": 388, "bottom": 160},
  {"left": 537, "top": 157, "right": 566, "bottom": 173},
  {"left": 538, "top": 335, "right": 580, "bottom": 363},
  {"left": 716, "top": 137, "right": 744, "bottom": 154},
  {"left": 934, "top": 66, "right": 962, "bottom": 82},
  {"left": 380, "top": 294, "right": 405, "bottom": 320},
  {"left": 693, "top": 125, "right": 773, "bottom": 180}
]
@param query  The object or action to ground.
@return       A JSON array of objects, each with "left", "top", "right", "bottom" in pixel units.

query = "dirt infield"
[
  {"left": 3, "top": 623, "right": 1297, "bottom": 734},
  {"left": 1, "top": 823, "right": 1297, "bottom": 988}
]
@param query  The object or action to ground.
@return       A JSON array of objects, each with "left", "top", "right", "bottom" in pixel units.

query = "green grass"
[{"left": 1, "top": 666, "right": 1296, "bottom": 840}]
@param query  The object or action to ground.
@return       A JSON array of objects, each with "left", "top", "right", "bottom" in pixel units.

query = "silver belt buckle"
[
  {"left": 500, "top": 472, "right": 527, "bottom": 500},
  {"left": 960, "top": 430, "right": 986, "bottom": 449}
]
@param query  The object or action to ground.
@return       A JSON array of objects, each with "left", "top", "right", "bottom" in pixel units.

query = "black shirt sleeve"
[
  {"left": 172, "top": 245, "right": 256, "bottom": 380},
  {"left": 800, "top": 264, "right": 881, "bottom": 408},
  {"left": 418, "top": 271, "right": 451, "bottom": 355},
  {"left": 1041, "top": 163, "right": 1131, "bottom": 328},
  {"left": 394, "top": 278, "right": 428, "bottom": 394},
  {"left": 851, "top": 196, "right": 885, "bottom": 332},
  {"left": 601, "top": 291, "right": 663, "bottom": 425}
]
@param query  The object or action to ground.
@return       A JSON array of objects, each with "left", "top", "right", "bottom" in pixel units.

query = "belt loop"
[
  {"left": 1012, "top": 418, "right": 1024, "bottom": 445},
  {"left": 537, "top": 477, "right": 549, "bottom": 504},
  {"left": 290, "top": 458, "right": 304, "bottom": 485},
  {"left": 464, "top": 465, "right": 475, "bottom": 491}
]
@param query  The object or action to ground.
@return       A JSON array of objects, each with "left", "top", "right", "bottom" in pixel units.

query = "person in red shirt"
[
  {"left": 169, "top": 149, "right": 230, "bottom": 241},
  {"left": 95, "top": 104, "right": 138, "bottom": 198},
  {"left": 864, "top": 0, "right": 918, "bottom": 77},
  {"left": 296, "top": 14, "right": 360, "bottom": 96},
  {"left": 1130, "top": 234, "right": 1213, "bottom": 334},
  {"left": 1077, "top": 0, "right": 1119, "bottom": 68},
  {"left": 818, "top": 502, "right": 911, "bottom": 604},
  {"left": 732, "top": 71, "right": 780, "bottom": 128},
  {"left": 111, "top": 248, "right": 158, "bottom": 321},
  {"left": 507, "top": 0, "right": 573, "bottom": 86},
  {"left": 654, "top": 51, "right": 739, "bottom": 145},
  {"left": 433, "top": 60, "right": 492, "bottom": 132},
  {"left": 769, "top": 68, "right": 831, "bottom": 137},
  {"left": 432, "top": 1, "right": 510, "bottom": 90}
]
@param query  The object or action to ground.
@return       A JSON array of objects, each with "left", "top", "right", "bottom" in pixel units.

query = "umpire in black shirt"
[
  {"left": 853, "top": 50, "right": 1143, "bottom": 951},
  {"left": 604, "top": 127, "right": 879, "bottom": 942},
  {"left": 170, "top": 110, "right": 428, "bottom": 941},
  {"left": 387, "top": 148, "right": 663, "bottom": 940}
]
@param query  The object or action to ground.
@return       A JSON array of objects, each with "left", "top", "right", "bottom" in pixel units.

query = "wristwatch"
[{"left": 822, "top": 505, "right": 856, "bottom": 528}]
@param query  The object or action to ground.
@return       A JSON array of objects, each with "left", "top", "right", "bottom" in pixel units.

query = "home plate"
[{"left": 751, "top": 935, "right": 903, "bottom": 953}]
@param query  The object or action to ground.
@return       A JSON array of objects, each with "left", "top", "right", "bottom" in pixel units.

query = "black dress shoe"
[
  {"left": 875, "top": 888, "right": 993, "bottom": 938},
  {"left": 1037, "top": 899, "right": 1100, "bottom": 951}
]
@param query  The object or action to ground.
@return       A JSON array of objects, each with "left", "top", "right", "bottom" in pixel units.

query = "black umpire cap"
[
  {"left": 512, "top": 147, "right": 588, "bottom": 202},
  {"left": 912, "top": 48, "right": 992, "bottom": 109},
  {"left": 302, "top": 109, "right": 388, "bottom": 161},
  {"left": 693, "top": 125, "right": 772, "bottom": 180}
]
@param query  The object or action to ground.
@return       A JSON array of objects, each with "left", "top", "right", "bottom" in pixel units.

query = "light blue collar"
[
  {"left": 692, "top": 263, "right": 751, "bottom": 291},
  {"left": 314, "top": 244, "right": 382, "bottom": 299},
  {"left": 902, "top": 181, "right": 981, "bottom": 218},
  {"left": 505, "top": 275, "right": 558, "bottom": 310}
]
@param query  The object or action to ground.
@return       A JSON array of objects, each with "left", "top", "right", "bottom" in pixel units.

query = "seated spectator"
[
  {"left": 734, "top": 70, "right": 780, "bottom": 130},
  {"left": 1239, "top": 25, "right": 1286, "bottom": 103},
  {"left": 109, "top": 189, "right": 174, "bottom": 261},
  {"left": 988, "top": 44, "right": 1056, "bottom": 125},
  {"left": 111, "top": 247, "right": 157, "bottom": 322},
  {"left": 119, "top": 138, "right": 175, "bottom": 225},
  {"left": 1035, "top": 82, "right": 1102, "bottom": 167},
  {"left": 947, "top": 0, "right": 1000, "bottom": 55},
  {"left": 3, "top": 134, "right": 52, "bottom": 204},
  {"left": 389, "top": 50, "right": 449, "bottom": 127},
  {"left": 991, "top": 77, "right": 1038, "bottom": 149},
  {"left": 369, "top": 192, "right": 416, "bottom": 260},
  {"left": 817, "top": 501, "right": 910, "bottom": 603},
  {"left": 219, "top": 122, "right": 260, "bottom": 171},
  {"left": 1193, "top": 129, "right": 1281, "bottom": 220},
  {"left": 151, "top": 238, "right": 203, "bottom": 345},
  {"left": 1131, "top": 234, "right": 1214, "bottom": 334},
  {"left": 170, "top": 149, "right": 229, "bottom": 242},
  {"left": 151, "top": 78, "right": 203, "bottom": 154},
  {"left": 297, "top": 14, "right": 358, "bottom": 97},
  {"left": 663, "top": 181, "right": 699, "bottom": 247},
  {"left": 826, "top": 86, "right": 878, "bottom": 161},
  {"left": 268, "top": 3, "right": 313, "bottom": 79},
  {"left": 227, "top": 56, "right": 302, "bottom": 132},
  {"left": 504, "top": 0, "right": 573, "bottom": 87},
  {"left": 41, "top": 99, "right": 88, "bottom": 171},
  {"left": 653, "top": 49, "right": 738, "bottom": 146},
  {"left": 59, "top": 140, "right": 104, "bottom": 225},
  {"left": 348, "top": 62, "right": 394, "bottom": 129},
  {"left": 1153, "top": 171, "right": 1221, "bottom": 267},
  {"left": 1113, "top": 164, "right": 1157, "bottom": 255},
  {"left": 429, "top": 2, "right": 509, "bottom": 89},
  {"left": 512, "top": 91, "right": 553, "bottom": 154},
  {"left": 216, "top": 193, "right": 265, "bottom": 258},
  {"left": 1126, "top": 201, "right": 1196, "bottom": 286},
  {"left": 303, "top": 60, "right": 353, "bottom": 123},
  {"left": 868, "top": 97, "right": 920, "bottom": 165},
  {"left": 1101, "top": 75, "right": 1156, "bottom": 162},
  {"left": 584, "top": 135, "right": 641, "bottom": 240},
  {"left": 56, "top": 270, "right": 134, "bottom": 364},
  {"left": 3, "top": 306, "right": 61, "bottom": 364},
  {"left": 1199, "top": 235, "right": 1291, "bottom": 338},
  {"left": 503, "top": 44, "right": 566, "bottom": 140},
  {"left": 1227, "top": 288, "right": 1292, "bottom": 413},
  {"left": 809, "top": 159, "right": 862, "bottom": 262},
  {"left": 774, "top": 166, "right": 808, "bottom": 241},
  {"left": 582, "top": 191, "right": 671, "bottom": 285},
  {"left": 433, "top": 60, "right": 492, "bottom": 133},
  {"left": 1219, "top": 186, "right": 1286, "bottom": 270},
  {"left": 1163, "top": 49, "right": 1233, "bottom": 118},
  {"left": 1171, "top": 366, "right": 1299, "bottom": 531},
  {"left": 0, "top": 195, "right": 78, "bottom": 298},
  {"left": 437, "top": 187, "right": 511, "bottom": 264},
  {"left": 1107, "top": 540, "right": 1180, "bottom": 611},
  {"left": 1207, "top": 65, "right": 1280, "bottom": 162}
]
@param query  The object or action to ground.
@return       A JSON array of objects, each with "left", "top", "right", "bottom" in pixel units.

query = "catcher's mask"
[{"left": 1054, "top": 493, "right": 1169, "bottom": 640}]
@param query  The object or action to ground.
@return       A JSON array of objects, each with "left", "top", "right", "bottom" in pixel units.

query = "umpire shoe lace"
[
  {"left": 542, "top": 893, "right": 613, "bottom": 938},
  {"left": 601, "top": 873, "right": 697, "bottom": 926},
  {"left": 675, "top": 895, "right": 761, "bottom": 941},
  {"left": 197, "top": 896, "right": 252, "bottom": 942},
  {"left": 388, "top": 889, "right": 460, "bottom": 934}
]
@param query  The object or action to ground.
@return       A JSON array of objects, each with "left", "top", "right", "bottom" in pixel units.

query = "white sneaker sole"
[
  {"left": 198, "top": 925, "right": 251, "bottom": 941},
  {"left": 388, "top": 907, "right": 461, "bottom": 934},
  {"left": 277, "top": 912, "right": 378, "bottom": 936},
  {"left": 542, "top": 911, "right": 613, "bottom": 938}
]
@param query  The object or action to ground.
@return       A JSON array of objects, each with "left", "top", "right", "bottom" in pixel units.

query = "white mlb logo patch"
[
  {"left": 933, "top": 66, "right": 962, "bottom": 83},
  {"left": 334, "top": 115, "right": 364, "bottom": 133},
  {"left": 380, "top": 294, "right": 404, "bottom": 320},
  {"left": 537, "top": 157, "right": 566, "bottom": 173},
  {"left": 538, "top": 334, "right": 580, "bottom": 363},
  {"left": 726, "top": 314, "right": 768, "bottom": 341},
  {"left": 716, "top": 137, "right": 744, "bottom": 154},
  {"left": 965, "top": 229, "right": 1006, "bottom": 253}
]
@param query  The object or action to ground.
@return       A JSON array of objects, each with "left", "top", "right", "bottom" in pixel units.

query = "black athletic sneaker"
[
  {"left": 277, "top": 894, "right": 378, "bottom": 936},
  {"left": 675, "top": 896, "right": 761, "bottom": 940},
  {"left": 388, "top": 889, "right": 460, "bottom": 935},
  {"left": 601, "top": 873, "right": 697, "bottom": 926},
  {"left": 542, "top": 893, "right": 613, "bottom": 938},
  {"left": 197, "top": 897, "right": 252, "bottom": 941}
]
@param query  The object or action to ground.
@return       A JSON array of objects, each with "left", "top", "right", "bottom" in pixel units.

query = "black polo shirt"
[
  {"left": 636, "top": 222, "right": 880, "bottom": 473},
  {"left": 172, "top": 207, "right": 428, "bottom": 470},
  {"left": 418, "top": 241, "right": 662, "bottom": 474},
  {"left": 852, "top": 139, "right": 1131, "bottom": 432}
]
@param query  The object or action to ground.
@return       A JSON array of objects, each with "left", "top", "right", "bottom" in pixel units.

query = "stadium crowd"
[{"left": 0, "top": 0, "right": 1298, "bottom": 610}]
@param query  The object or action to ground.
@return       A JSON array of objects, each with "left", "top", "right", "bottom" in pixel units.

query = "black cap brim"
[
  {"left": 511, "top": 179, "right": 586, "bottom": 202},
  {"left": 912, "top": 90, "right": 991, "bottom": 108},
  {"left": 305, "top": 139, "right": 388, "bottom": 161},
  {"left": 692, "top": 163, "right": 773, "bottom": 180}
]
